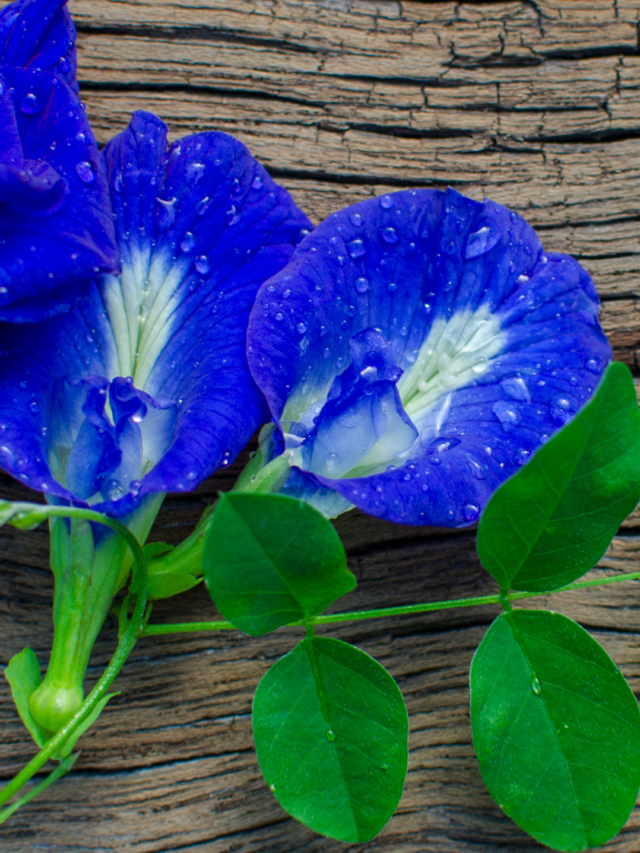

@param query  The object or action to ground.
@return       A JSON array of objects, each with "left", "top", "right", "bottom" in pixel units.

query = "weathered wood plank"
[{"left": 2, "top": 0, "right": 640, "bottom": 850}]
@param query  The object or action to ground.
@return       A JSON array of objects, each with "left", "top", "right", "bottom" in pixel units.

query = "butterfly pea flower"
[
  {"left": 0, "top": 0, "right": 118, "bottom": 322},
  {"left": 0, "top": 110, "right": 311, "bottom": 520},
  {"left": 246, "top": 188, "right": 612, "bottom": 526},
  {"left": 0, "top": 110, "right": 311, "bottom": 733}
]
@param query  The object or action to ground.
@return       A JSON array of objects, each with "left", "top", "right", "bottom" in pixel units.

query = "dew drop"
[
  {"left": 350, "top": 212, "right": 364, "bottom": 226},
  {"left": 585, "top": 356, "right": 602, "bottom": 374},
  {"left": 492, "top": 400, "right": 522, "bottom": 431},
  {"left": 275, "top": 312, "right": 284, "bottom": 321},
  {"left": 379, "top": 194, "right": 393, "bottom": 209},
  {"left": 464, "top": 224, "right": 501, "bottom": 259},
  {"left": 380, "top": 226, "right": 398, "bottom": 244},
  {"left": 462, "top": 503, "right": 480, "bottom": 522},
  {"left": 195, "top": 255, "right": 210, "bottom": 275},
  {"left": 428, "top": 436, "right": 460, "bottom": 454},
  {"left": 28, "top": 400, "right": 40, "bottom": 414},
  {"left": 549, "top": 393, "right": 577, "bottom": 426},
  {"left": 296, "top": 322, "right": 307, "bottom": 334},
  {"left": 180, "top": 231, "right": 196, "bottom": 253},
  {"left": 347, "top": 238, "right": 366, "bottom": 258},
  {"left": 196, "top": 196, "right": 211, "bottom": 216},
  {"left": 20, "top": 92, "right": 40, "bottom": 114},
  {"left": 387, "top": 281, "right": 398, "bottom": 292},
  {"left": 355, "top": 276, "right": 369, "bottom": 294},
  {"left": 514, "top": 447, "right": 531, "bottom": 466},
  {"left": 326, "top": 729, "right": 336, "bottom": 742},
  {"left": 531, "top": 677, "right": 542, "bottom": 696},
  {"left": 75, "top": 161, "right": 95, "bottom": 183},
  {"left": 251, "top": 174, "right": 263, "bottom": 190}
]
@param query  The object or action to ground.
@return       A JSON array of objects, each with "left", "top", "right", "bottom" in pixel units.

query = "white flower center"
[{"left": 397, "top": 305, "right": 506, "bottom": 424}]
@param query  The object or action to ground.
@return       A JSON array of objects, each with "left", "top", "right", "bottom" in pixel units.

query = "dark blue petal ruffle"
[
  {"left": 0, "top": 0, "right": 77, "bottom": 89},
  {"left": 247, "top": 188, "right": 612, "bottom": 526},
  {"left": 0, "top": 67, "right": 118, "bottom": 321}
]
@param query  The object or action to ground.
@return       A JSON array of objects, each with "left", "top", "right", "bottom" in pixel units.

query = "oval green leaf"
[
  {"left": 253, "top": 636, "right": 408, "bottom": 842},
  {"left": 5, "top": 648, "right": 48, "bottom": 747},
  {"left": 477, "top": 361, "right": 640, "bottom": 592},
  {"left": 470, "top": 609, "right": 640, "bottom": 851},
  {"left": 202, "top": 493, "right": 355, "bottom": 635}
]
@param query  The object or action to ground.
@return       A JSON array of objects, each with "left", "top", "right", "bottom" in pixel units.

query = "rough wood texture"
[{"left": 2, "top": 1, "right": 640, "bottom": 850}]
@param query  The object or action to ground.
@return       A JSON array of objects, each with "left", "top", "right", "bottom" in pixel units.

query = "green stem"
[
  {"left": 0, "top": 504, "right": 147, "bottom": 813},
  {"left": 140, "top": 569, "right": 640, "bottom": 636},
  {"left": 0, "top": 753, "right": 80, "bottom": 824}
]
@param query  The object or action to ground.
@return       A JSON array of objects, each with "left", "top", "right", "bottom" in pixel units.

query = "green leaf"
[
  {"left": 202, "top": 493, "right": 356, "bottom": 635},
  {"left": 142, "top": 541, "right": 174, "bottom": 560},
  {"left": 253, "top": 636, "right": 408, "bottom": 843},
  {"left": 477, "top": 362, "right": 640, "bottom": 591},
  {"left": 470, "top": 609, "right": 640, "bottom": 851},
  {"left": 54, "top": 693, "right": 119, "bottom": 759},
  {"left": 147, "top": 571, "right": 202, "bottom": 600},
  {"left": 4, "top": 648, "right": 48, "bottom": 746}
]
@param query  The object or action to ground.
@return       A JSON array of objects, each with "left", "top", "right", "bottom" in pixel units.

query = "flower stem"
[
  {"left": 0, "top": 504, "right": 147, "bottom": 814},
  {"left": 0, "top": 753, "right": 80, "bottom": 824},
  {"left": 140, "top": 569, "right": 640, "bottom": 636}
]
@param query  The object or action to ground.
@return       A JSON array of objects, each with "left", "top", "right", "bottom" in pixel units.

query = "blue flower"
[
  {"left": 0, "top": 111, "right": 312, "bottom": 516},
  {"left": 0, "top": 0, "right": 118, "bottom": 321},
  {"left": 246, "top": 188, "right": 612, "bottom": 526}
]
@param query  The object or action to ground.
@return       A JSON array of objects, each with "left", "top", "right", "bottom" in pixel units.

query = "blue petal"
[
  {"left": 247, "top": 188, "right": 612, "bottom": 525},
  {"left": 0, "top": 110, "right": 311, "bottom": 515},
  {"left": 0, "top": 67, "right": 118, "bottom": 322},
  {"left": 0, "top": 0, "right": 76, "bottom": 89}
]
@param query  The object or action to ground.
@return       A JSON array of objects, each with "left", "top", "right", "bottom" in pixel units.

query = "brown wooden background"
[{"left": 2, "top": 1, "right": 640, "bottom": 850}]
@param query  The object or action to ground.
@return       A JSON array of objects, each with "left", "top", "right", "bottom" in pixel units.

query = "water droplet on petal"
[
  {"left": 28, "top": 400, "right": 40, "bottom": 414},
  {"left": 387, "top": 281, "right": 398, "bottom": 292},
  {"left": 492, "top": 400, "right": 522, "bottom": 431},
  {"left": 350, "top": 212, "right": 364, "bottom": 226},
  {"left": 380, "top": 226, "right": 398, "bottom": 244},
  {"left": 196, "top": 196, "right": 211, "bottom": 216},
  {"left": 180, "top": 231, "right": 196, "bottom": 253},
  {"left": 514, "top": 448, "right": 531, "bottom": 466},
  {"left": 275, "top": 312, "right": 284, "bottom": 321},
  {"left": 20, "top": 92, "right": 40, "bottom": 114},
  {"left": 585, "top": 356, "right": 602, "bottom": 374},
  {"left": 195, "top": 255, "right": 210, "bottom": 275},
  {"left": 296, "top": 322, "right": 307, "bottom": 334},
  {"left": 465, "top": 222, "right": 502, "bottom": 259},
  {"left": 429, "top": 437, "right": 460, "bottom": 454},
  {"left": 379, "top": 194, "right": 393, "bottom": 209},
  {"left": 355, "top": 276, "right": 369, "bottom": 293},
  {"left": 348, "top": 238, "right": 366, "bottom": 258},
  {"left": 462, "top": 503, "right": 480, "bottom": 522},
  {"left": 549, "top": 393, "right": 577, "bottom": 426},
  {"left": 251, "top": 174, "right": 263, "bottom": 190},
  {"left": 75, "top": 161, "right": 95, "bottom": 183}
]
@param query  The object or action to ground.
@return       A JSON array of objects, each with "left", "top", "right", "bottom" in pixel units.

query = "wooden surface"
[{"left": 2, "top": 1, "right": 640, "bottom": 850}]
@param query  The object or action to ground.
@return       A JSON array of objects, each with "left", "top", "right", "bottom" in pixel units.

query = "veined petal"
[
  {"left": 0, "top": 110, "right": 311, "bottom": 515},
  {"left": 0, "top": 0, "right": 77, "bottom": 89},
  {"left": 247, "top": 188, "right": 611, "bottom": 526},
  {"left": 0, "top": 67, "right": 118, "bottom": 322}
]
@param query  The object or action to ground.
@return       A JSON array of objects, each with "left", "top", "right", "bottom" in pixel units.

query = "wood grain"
[{"left": 2, "top": 0, "right": 640, "bottom": 850}]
